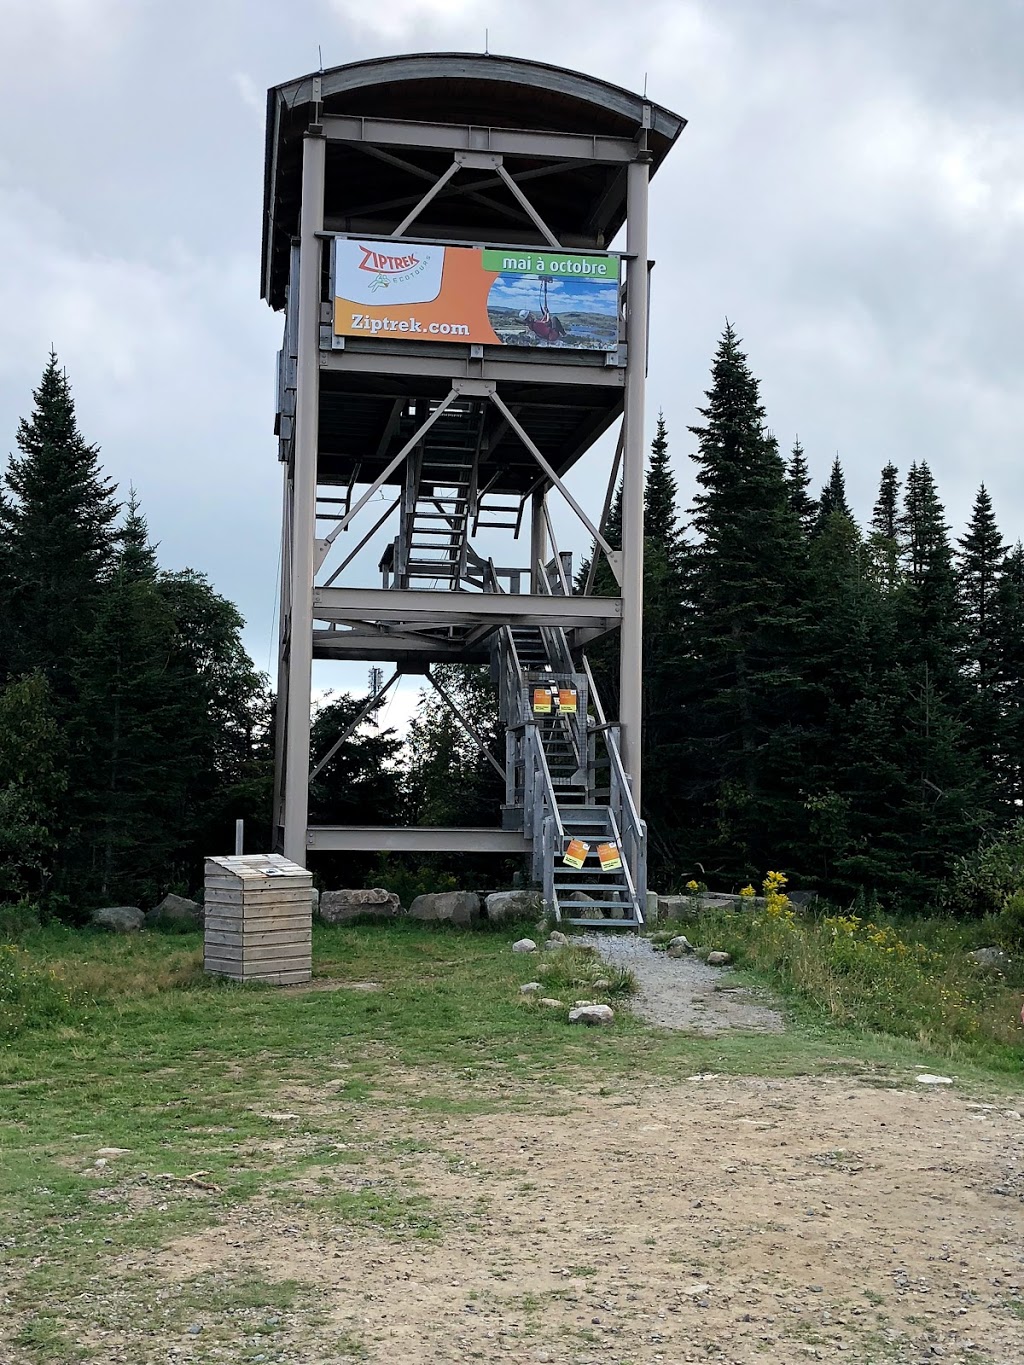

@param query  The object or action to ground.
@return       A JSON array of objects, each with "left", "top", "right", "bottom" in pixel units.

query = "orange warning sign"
[
  {"left": 558, "top": 688, "right": 578, "bottom": 713},
  {"left": 533, "top": 688, "right": 552, "bottom": 715},
  {"left": 597, "top": 842, "right": 623, "bottom": 871},
  {"left": 563, "top": 838, "right": 589, "bottom": 869}
]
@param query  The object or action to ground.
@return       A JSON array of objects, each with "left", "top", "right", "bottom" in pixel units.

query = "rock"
[
  {"left": 669, "top": 935, "right": 694, "bottom": 952},
  {"left": 592, "top": 979, "right": 611, "bottom": 991},
  {"left": 569, "top": 1004, "right": 615, "bottom": 1026},
  {"left": 645, "top": 890, "right": 660, "bottom": 921},
  {"left": 967, "top": 946, "right": 1011, "bottom": 971},
  {"left": 95, "top": 1147, "right": 130, "bottom": 1158},
  {"left": 92, "top": 905, "right": 145, "bottom": 933},
  {"left": 145, "top": 893, "right": 202, "bottom": 929},
  {"left": 788, "top": 890, "right": 818, "bottom": 907},
  {"left": 539, "top": 998, "right": 564, "bottom": 1008},
  {"left": 408, "top": 890, "right": 481, "bottom": 926},
  {"left": 547, "top": 930, "right": 569, "bottom": 945},
  {"left": 485, "top": 889, "right": 541, "bottom": 925},
  {"left": 310, "top": 887, "right": 319, "bottom": 917},
  {"left": 916, "top": 1073, "right": 954, "bottom": 1085},
  {"left": 320, "top": 888, "right": 401, "bottom": 924},
  {"left": 706, "top": 950, "right": 732, "bottom": 966},
  {"left": 512, "top": 938, "right": 537, "bottom": 953},
  {"left": 186, "top": 1324, "right": 203, "bottom": 1335},
  {"left": 519, "top": 982, "right": 543, "bottom": 996}
]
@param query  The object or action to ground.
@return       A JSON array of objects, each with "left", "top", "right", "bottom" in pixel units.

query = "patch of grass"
[
  {"left": 317, "top": 1186, "right": 443, "bottom": 1239},
  {"left": 535, "top": 946, "right": 638, "bottom": 1000},
  {"left": 691, "top": 904, "right": 1024, "bottom": 1072}
]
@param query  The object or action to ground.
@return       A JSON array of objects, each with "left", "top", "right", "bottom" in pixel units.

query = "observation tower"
[{"left": 262, "top": 53, "right": 684, "bottom": 925}]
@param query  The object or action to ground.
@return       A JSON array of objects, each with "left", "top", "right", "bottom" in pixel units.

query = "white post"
[{"left": 234, "top": 819, "right": 244, "bottom": 856}]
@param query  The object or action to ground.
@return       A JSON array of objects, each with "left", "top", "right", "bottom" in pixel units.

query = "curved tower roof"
[{"left": 262, "top": 52, "right": 685, "bottom": 308}]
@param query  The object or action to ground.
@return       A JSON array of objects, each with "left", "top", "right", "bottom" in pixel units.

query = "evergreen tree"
[
  {"left": 0, "top": 673, "right": 68, "bottom": 902},
  {"left": 0, "top": 353, "right": 118, "bottom": 693},
  {"left": 785, "top": 439, "right": 817, "bottom": 536},
  {"left": 814, "top": 455, "right": 853, "bottom": 531},
  {"left": 896, "top": 462, "right": 963, "bottom": 684},
  {"left": 644, "top": 411, "right": 682, "bottom": 558},
  {"left": 685, "top": 323, "right": 810, "bottom": 877},
  {"left": 957, "top": 485, "right": 1005, "bottom": 686},
  {"left": 72, "top": 498, "right": 189, "bottom": 902},
  {"left": 867, "top": 462, "right": 902, "bottom": 592},
  {"left": 991, "top": 544, "right": 1024, "bottom": 809}
]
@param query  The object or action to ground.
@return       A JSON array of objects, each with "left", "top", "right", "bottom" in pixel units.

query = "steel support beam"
[
  {"left": 307, "top": 825, "right": 529, "bottom": 853},
  {"left": 320, "top": 113, "right": 639, "bottom": 164},
  {"left": 281, "top": 130, "right": 325, "bottom": 867},
  {"left": 618, "top": 153, "right": 650, "bottom": 816},
  {"left": 313, "top": 586, "right": 622, "bottom": 627},
  {"left": 318, "top": 346, "right": 625, "bottom": 389}
]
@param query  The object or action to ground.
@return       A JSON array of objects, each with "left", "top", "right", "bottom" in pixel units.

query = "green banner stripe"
[{"left": 481, "top": 249, "right": 618, "bottom": 279}]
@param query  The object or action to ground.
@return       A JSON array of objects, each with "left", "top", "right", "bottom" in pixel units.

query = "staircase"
[{"left": 495, "top": 609, "right": 647, "bottom": 929}]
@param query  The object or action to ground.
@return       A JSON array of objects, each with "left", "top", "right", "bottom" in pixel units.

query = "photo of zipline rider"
[
  {"left": 485, "top": 251, "right": 620, "bottom": 352},
  {"left": 516, "top": 276, "right": 568, "bottom": 345}
]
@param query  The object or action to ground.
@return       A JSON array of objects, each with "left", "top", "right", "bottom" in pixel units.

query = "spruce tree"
[
  {"left": 644, "top": 412, "right": 681, "bottom": 559},
  {"left": 992, "top": 544, "right": 1024, "bottom": 809},
  {"left": 896, "top": 462, "right": 963, "bottom": 684},
  {"left": 957, "top": 485, "right": 1005, "bottom": 686},
  {"left": 785, "top": 439, "right": 817, "bottom": 535},
  {"left": 814, "top": 455, "right": 853, "bottom": 531},
  {"left": 686, "top": 323, "right": 809, "bottom": 877},
  {"left": 867, "top": 462, "right": 902, "bottom": 592},
  {"left": 0, "top": 353, "right": 118, "bottom": 693}
]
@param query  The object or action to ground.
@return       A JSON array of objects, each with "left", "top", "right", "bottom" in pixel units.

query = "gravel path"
[{"left": 579, "top": 931, "right": 785, "bottom": 1033}]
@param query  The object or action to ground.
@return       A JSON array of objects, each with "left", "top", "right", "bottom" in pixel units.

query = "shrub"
[
  {"left": 943, "top": 819, "right": 1024, "bottom": 916},
  {"left": 0, "top": 900, "right": 42, "bottom": 939},
  {"left": 997, "top": 891, "right": 1024, "bottom": 949}
]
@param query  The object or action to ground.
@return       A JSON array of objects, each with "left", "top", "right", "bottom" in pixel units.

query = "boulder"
[
  {"left": 519, "top": 982, "right": 543, "bottom": 996},
  {"left": 485, "top": 889, "right": 541, "bottom": 925},
  {"left": 512, "top": 938, "right": 537, "bottom": 954},
  {"left": 706, "top": 950, "right": 732, "bottom": 966},
  {"left": 145, "top": 893, "right": 202, "bottom": 929},
  {"left": 408, "top": 890, "right": 481, "bottom": 926},
  {"left": 92, "top": 905, "right": 145, "bottom": 933},
  {"left": 320, "top": 888, "right": 401, "bottom": 925},
  {"left": 568, "top": 1004, "right": 615, "bottom": 1026},
  {"left": 967, "top": 946, "right": 1011, "bottom": 972}
]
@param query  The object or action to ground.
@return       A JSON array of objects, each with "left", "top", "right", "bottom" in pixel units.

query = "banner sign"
[
  {"left": 331, "top": 238, "right": 621, "bottom": 352},
  {"left": 597, "top": 843, "right": 623, "bottom": 872},
  {"left": 563, "top": 839, "right": 590, "bottom": 870}
]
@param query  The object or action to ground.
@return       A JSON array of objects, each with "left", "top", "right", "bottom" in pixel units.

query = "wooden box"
[{"left": 203, "top": 853, "right": 312, "bottom": 985}]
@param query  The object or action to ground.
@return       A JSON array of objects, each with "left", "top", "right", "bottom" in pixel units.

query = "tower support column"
[
  {"left": 618, "top": 152, "right": 650, "bottom": 814},
  {"left": 282, "top": 130, "right": 325, "bottom": 866}
]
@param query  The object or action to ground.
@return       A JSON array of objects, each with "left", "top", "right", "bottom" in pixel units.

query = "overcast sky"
[{"left": 3, "top": 0, "right": 1023, "bottom": 725}]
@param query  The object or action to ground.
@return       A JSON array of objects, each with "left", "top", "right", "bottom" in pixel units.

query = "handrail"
[{"left": 530, "top": 725, "right": 565, "bottom": 842}]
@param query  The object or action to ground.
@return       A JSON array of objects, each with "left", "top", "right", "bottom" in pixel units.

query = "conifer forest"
[{"left": 3, "top": 326, "right": 1022, "bottom": 918}]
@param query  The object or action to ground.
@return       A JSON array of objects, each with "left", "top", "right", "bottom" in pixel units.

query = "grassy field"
[{"left": 2, "top": 917, "right": 1023, "bottom": 1362}]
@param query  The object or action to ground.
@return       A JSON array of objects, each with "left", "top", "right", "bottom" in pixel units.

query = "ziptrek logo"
[{"left": 336, "top": 238, "right": 444, "bottom": 306}]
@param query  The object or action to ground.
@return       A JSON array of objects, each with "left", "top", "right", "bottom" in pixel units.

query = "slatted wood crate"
[{"left": 203, "top": 854, "right": 312, "bottom": 985}]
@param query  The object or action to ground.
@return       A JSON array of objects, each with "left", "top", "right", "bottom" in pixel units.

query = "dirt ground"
[{"left": 89, "top": 1073, "right": 1024, "bottom": 1365}]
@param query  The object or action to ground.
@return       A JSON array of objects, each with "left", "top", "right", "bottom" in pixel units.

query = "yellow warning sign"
[
  {"left": 597, "top": 842, "right": 623, "bottom": 871},
  {"left": 558, "top": 688, "right": 578, "bottom": 713},
  {"left": 563, "top": 838, "right": 589, "bottom": 869},
  {"left": 533, "top": 687, "right": 552, "bottom": 715}
]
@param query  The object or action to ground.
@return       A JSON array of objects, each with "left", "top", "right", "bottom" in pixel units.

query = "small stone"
[
  {"left": 95, "top": 1147, "right": 130, "bottom": 1158},
  {"left": 592, "top": 979, "right": 611, "bottom": 991},
  {"left": 669, "top": 935, "right": 694, "bottom": 952},
  {"left": 186, "top": 1324, "right": 203, "bottom": 1335},
  {"left": 569, "top": 1004, "right": 615, "bottom": 1026},
  {"left": 513, "top": 938, "right": 537, "bottom": 953},
  {"left": 544, "top": 937, "right": 567, "bottom": 951},
  {"left": 706, "top": 950, "right": 731, "bottom": 966},
  {"left": 539, "top": 998, "right": 564, "bottom": 1009},
  {"left": 916, "top": 1074, "right": 954, "bottom": 1085},
  {"left": 547, "top": 930, "right": 569, "bottom": 945},
  {"left": 519, "top": 982, "right": 543, "bottom": 995}
]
